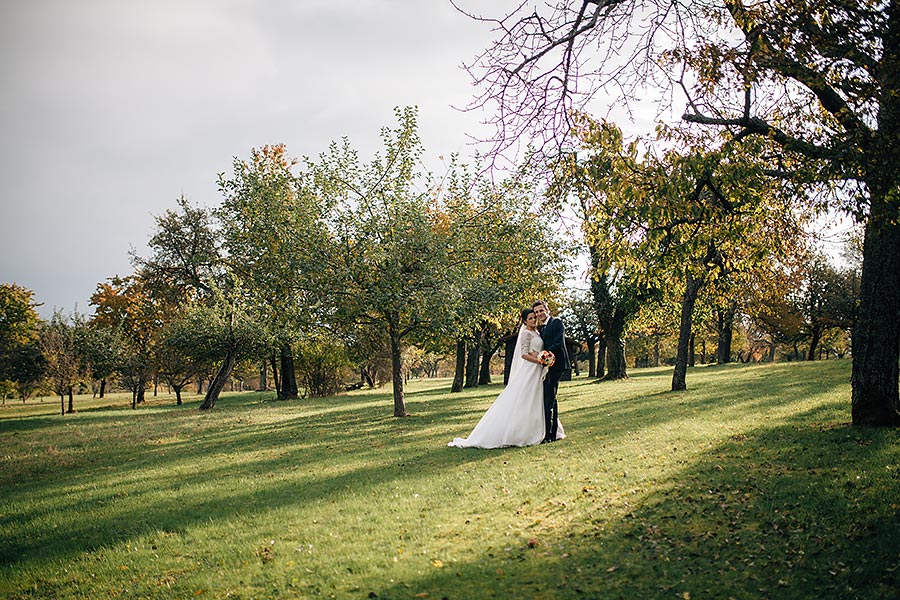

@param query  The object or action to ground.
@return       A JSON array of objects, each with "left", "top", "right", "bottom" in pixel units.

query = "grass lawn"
[{"left": 1, "top": 360, "right": 898, "bottom": 599}]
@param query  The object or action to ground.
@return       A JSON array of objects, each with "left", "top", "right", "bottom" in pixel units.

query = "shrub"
[{"left": 295, "top": 339, "right": 351, "bottom": 397}]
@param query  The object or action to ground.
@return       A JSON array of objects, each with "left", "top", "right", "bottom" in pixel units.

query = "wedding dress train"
[{"left": 448, "top": 326, "right": 564, "bottom": 449}]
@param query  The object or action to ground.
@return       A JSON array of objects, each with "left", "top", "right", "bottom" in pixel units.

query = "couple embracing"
[{"left": 449, "top": 301, "right": 570, "bottom": 449}]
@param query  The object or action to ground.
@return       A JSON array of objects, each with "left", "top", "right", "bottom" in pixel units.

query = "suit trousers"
[{"left": 542, "top": 368, "right": 562, "bottom": 440}]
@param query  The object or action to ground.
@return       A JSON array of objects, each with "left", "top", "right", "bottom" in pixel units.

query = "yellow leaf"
[{"left": 432, "top": 559, "right": 444, "bottom": 568}]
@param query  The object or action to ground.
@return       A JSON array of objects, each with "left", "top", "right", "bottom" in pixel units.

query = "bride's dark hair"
[{"left": 520, "top": 308, "right": 535, "bottom": 323}]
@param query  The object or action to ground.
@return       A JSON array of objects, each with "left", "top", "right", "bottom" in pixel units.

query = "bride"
[{"left": 448, "top": 308, "right": 565, "bottom": 448}]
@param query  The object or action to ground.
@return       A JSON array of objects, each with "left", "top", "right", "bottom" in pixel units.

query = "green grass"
[{"left": 1, "top": 361, "right": 898, "bottom": 599}]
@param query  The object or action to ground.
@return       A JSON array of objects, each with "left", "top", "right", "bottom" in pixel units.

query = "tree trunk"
[
  {"left": 174, "top": 384, "right": 183, "bottom": 406},
  {"left": 451, "top": 339, "right": 465, "bottom": 392},
  {"left": 672, "top": 270, "right": 703, "bottom": 391},
  {"left": 136, "top": 385, "right": 145, "bottom": 404},
  {"left": 389, "top": 334, "right": 407, "bottom": 417},
  {"left": 502, "top": 335, "right": 517, "bottom": 385},
  {"left": 595, "top": 334, "right": 606, "bottom": 379},
  {"left": 587, "top": 339, "right": 596, "bottom": 378},
  {"left": 362, "top": 366, "right": 375, "bottom": 387},
  {"left": 589, "top": 246, "right": 616, "bottom": 381},
  {"left": 716, "top": 303, "right": 736, "bottom": 364},
  {"left": 478, "top": 347, "right": 493, "bottom": 385},
  {"left": 99, "top": 378, "right": 106, "bottom": 398},
  {"left": 464, "top": 340, "right": 480, "bottom": 388},
  {"left": 199, "top": 348, "right": 237, "bottom": 410},
  {"left": 688, "top": 332, "right": 696, "bottom": 367},
  {"left": 851, "top": 180, "right": 900, "bottom": 425},
  {"left": 807, "top": 325, "right": 822, "bottom": 361},
  {"left": 259, "top": 361, "right": 267, "bottom": 391},
  {"left": 270, "top": 353, "right": 281, "bottom": 397},
  {"left": 66, "top": 386, "right": 74, "bottom": 413},
  {"left": 279, "top": 343, "right": 298, "bottom": 399},
  {"left": 768, "top": 339, "right": 777, "bottom": 362},
  {"left": 850, "top": 5, "right": 900, "bottom": 426},
  {"left": 479, "top": 332, "right": 503, "bottom": 386},
  {"left": 653, "top": 337, "right": 660, "bottom": 368},
  {"left": 603, "top": 311, "right": 628, "bottom": 380}
]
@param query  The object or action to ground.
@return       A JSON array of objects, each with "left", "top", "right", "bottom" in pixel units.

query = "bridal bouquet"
[{"left": 538, "top": 350, "right": 556, "bottom": 367}]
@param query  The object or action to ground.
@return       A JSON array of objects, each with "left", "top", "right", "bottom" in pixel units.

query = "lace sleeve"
[{"left": 518, "top": 331, "right": 534, "bottom": 357}]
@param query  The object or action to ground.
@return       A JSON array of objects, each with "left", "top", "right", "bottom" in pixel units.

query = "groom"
[{"left": 534, "top": 300, "right": 570, "bottom": 443}]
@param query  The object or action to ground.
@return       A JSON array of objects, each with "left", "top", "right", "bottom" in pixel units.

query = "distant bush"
[{"left": 295, "top": 339, "right": 351, "bottom": 398}]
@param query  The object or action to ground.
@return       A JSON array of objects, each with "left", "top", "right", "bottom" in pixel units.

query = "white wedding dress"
[{"left": 448, "top": 326, "right": 565, "bottom": 448}]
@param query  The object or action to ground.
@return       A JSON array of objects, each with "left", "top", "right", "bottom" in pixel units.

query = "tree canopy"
[{"left": 459, "top": 0, "right": 900, "bottom": 425}]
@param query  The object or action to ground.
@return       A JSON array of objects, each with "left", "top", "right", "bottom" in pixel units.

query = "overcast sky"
[
  {"left": 1, "top": 0, "right": 541, "bottom": 317},
  {"left": 2, "top": 1, "right": 852, "bottom": 320}
]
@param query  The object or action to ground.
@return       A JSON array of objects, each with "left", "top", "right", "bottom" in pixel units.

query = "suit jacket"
[{"left": 541, "top": 316, "right": 571, "bottom": 372}]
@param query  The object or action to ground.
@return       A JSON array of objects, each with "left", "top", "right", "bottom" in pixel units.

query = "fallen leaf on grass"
[{"left": 258, "top": 546, "right": 274, "bottom": 562}]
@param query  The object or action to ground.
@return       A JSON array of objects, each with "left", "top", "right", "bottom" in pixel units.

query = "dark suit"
[{"left": 540, "top": 315, "right": 570, "bottom": 441}]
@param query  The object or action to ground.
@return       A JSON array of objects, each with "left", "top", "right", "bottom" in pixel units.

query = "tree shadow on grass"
[
  {"left": 0, "top": 386, "right": 513, "bottom": 572},
  {"left": 560, "top": 361, "right": 852, "bottom": 444},
  {"left": 369, "top": 408, "right": 900, "bottom": 600}
]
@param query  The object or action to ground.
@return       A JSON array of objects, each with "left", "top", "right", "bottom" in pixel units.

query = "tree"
[
  {"left": 586, "top": 246, "right": 644, "bottom": 380},
  {"left": 344, "top": 324, "right": 392, "bottom": 389},
  {"left": 81, "top": 324, "right": 123, "bottom": 398},
  {"left": 135, "top": 196, "right": 254, "bottom": 410},
  {"left": 797, "top": 254, "right": 860, "bottom": 360},
  {"left": 1, "top": 284, "right": 41, "bottom": 359},
  {"left": 306, "top": 107, "right": 456, "bottom": 416},
  {"left": 2, "top": 342, "right": 45, "bottom": 402},
  {"left": 745, "top": 252, "right": 807, "bottom": 361},
  {"left": 628, "top": 295, "right": 680, "bottom": 369},
  {"left": 0, "top": 283, "right": 44, "bottom": 399},
  {"left": 40, "top": 311, "right": 88, "bottom": 414},
  {"left": 559, "top": 288, "right": 601, "bottom": 377},
  {"left": 217, "top": 144, "right": 329, "bottom": 400},
  {"left": 155, "top": 319, "right": 203, "bottom": 405},
  {"left": 555, "top": 118, "right": 804, "bottom": 389},
  {"left": 546, "top": 135, "right": 649, "bottom": 381},
  {"left": 437, "top": 159, "right": 565, "bottom": 392},
  {"left": 460, "top": 0, "right": 900, "bottom": 425},
  {"left": 90, "top": 275, "right": 168, "bottom": 407}
]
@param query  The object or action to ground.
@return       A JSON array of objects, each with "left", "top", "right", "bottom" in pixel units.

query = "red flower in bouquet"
[{"left": 539, "top": 350, "right": 555, "bottom": 367}]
